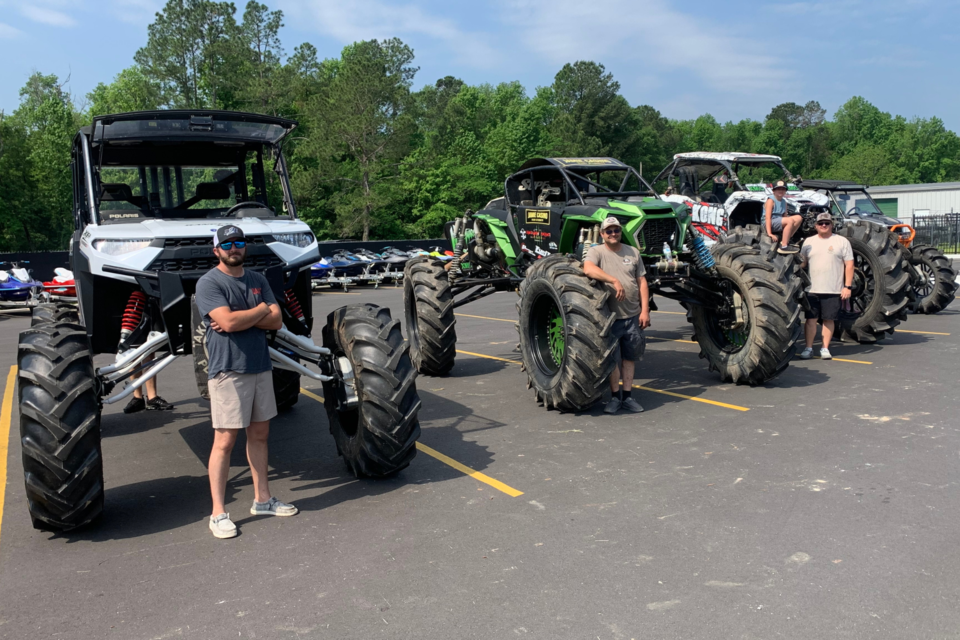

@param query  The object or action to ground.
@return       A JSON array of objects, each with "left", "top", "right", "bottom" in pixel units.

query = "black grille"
[
  {"left": 162, "top": 235, "right": 266, "bottom": 248},
  {"left": 637, "top": 218, "right": 679, "bottom": 252},
  {"left": 149, "top": 253, "right": 282, "bottom": 273}
]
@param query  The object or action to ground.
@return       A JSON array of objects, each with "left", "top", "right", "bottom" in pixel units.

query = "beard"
[{"left": 218, "top": 251, "right": 245, "bottom": 267}]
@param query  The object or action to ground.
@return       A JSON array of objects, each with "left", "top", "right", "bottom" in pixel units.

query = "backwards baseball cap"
[
  {"left": 214, "top": 225, "right": 245, "bottom": 248},
  {"left": 772, "top": 180, "right": 788, "bottom": 191},
  {"left": 600, "top": 216, "right": 622, "bottom": 230},
  {"left": 816, "top": 212, "right": 833, "bottom": 223}
]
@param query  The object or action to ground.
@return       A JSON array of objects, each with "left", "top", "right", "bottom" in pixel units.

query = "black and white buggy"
[{"left": 18, "top": 111, "right": 421, "bottom": 532}]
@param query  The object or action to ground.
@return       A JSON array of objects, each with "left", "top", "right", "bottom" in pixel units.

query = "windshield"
[
  {"left": 832, "top": 190, "right": 883, "bottom": 216},
  {"left": 97, "top": 152, "right": 282, "bottom": 221}
]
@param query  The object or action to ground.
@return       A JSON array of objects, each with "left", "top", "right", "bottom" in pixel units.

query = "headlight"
[
  {"left": 273, "top": 232, "right": 314, "bottom": 248},
  {"left": 92, "top": 239, "right": 152, "bottom": 255}
]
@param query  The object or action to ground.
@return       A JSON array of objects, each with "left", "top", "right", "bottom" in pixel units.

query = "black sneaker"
[
  {"left": 777, "top": 244, "right": 800, "bottom": 255},
  {"left": 123, "top": 397, "right": 145, "bottom": 414},
  {"left": 146, "top": 396, "right": 174, "bottom": 411}
]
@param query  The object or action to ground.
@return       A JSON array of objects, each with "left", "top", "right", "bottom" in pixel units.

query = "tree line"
[{"left": 1, "top": 0, "right": 958, "bottom": 251}]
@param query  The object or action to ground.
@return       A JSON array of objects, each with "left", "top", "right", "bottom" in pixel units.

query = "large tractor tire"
[
  {"left": 31, "top": 302, "right": 80, "bottom": 326},
  {"left": 403, "top": 257, "right": 457, "bottom": 375},
  {"left": 189, "top": 294, "right": 300, "bottom": 410},
  {"left": 694, "top": 226, "right": 805, "bottom": 385},
  {"left": 321, "top": 304, "right": 420, "bottom": 477},
  {"left": 836, "top": 221, "right": 911, "bottom": 343},
  {"left": 517, "top": 254, "right": 619, "bottom": 411},
  {"left": 907, "top": 244, "right": 958, "bottom": 314},
  {"left": 17, "top": 322, "right": 103, "bottom": 531}
]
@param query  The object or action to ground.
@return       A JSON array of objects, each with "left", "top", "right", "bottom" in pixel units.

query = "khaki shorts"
[{"left": 208, "top": 370, "right": 277, "bottom": 429}]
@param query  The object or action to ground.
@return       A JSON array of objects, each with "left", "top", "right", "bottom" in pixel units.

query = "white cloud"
[
  {"left": 0, "top": 22, "right": 22, "bottom": 38},
  {"left": 279, "top": 0, "right": 504, "bottom": 69},
  {"left": 499, "top": 0, "right": 787, "bottom": 96},
  {"left": 111, "top": 0, "right": 163, "bottom": 25},
  {"left": 20, "top": 5, "right": 77, "bottom": 27}
]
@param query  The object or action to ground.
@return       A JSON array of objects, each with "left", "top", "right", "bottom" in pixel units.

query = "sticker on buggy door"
[{"left": 525, "top": 209, "right": 550, "bottom": 225}]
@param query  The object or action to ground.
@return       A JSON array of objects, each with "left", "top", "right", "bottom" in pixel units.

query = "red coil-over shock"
[
  {"left": 119, "top": 290, "right": 147, "bottom": 342},
  {"left": 284, "top": 289, "right": 305, "bottom": 324}
]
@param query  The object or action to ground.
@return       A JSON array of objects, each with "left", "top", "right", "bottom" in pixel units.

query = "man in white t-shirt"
[{"left": 799, "top": 212, "right": 854, "bottom": 360}]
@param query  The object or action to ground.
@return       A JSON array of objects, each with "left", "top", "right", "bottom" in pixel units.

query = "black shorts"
[
  {"left": 806, "top": 293, "right": 841, "bottom": 321},
  {"left": 612, "top": 316, "right": 646, "bottom": 362}
]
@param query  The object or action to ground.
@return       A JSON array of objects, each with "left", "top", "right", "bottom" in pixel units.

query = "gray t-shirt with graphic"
[
  {"left": 585, "top": 243, "right": 647, "bottom": 319},
  {"left": 195, "top": 268, "right": 278, "bottom": 378}
]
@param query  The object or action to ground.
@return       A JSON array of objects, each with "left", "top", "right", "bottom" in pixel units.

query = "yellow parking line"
[
  {"left": 416, "top": 442, "right": 523, "bottom": 497},
  {"left": 652, "top": 310, "right": 686, "bottom": 315},
  {"left": 455, "top": 350, "right": 748, "bottom": 412},
  {"left": 646, "top": 336, "right": 698, "bottom": 344},
  {"left": 300, "top": 388, "right": 325, "bottom": 403},
  {"left": 897, "top": 329, "right": 950, "bottom": 336},
  {"left": 632, "top": 384, "right": 749, "bottom": 412},
  {"left": 298, "top": 386, "right": 522, "bottom": 497},
  {"left": 456, "top": 350, "right": 520, "bottom": 363},
  {"left": 0, "top": 366, "right": 18, "bottom": 549},
  {"left": 316, "top": 291, "right": 362, "bottom": 295},
  {"left": 799, "top": 356, "right": 873, "bottom": 364},
  {"left": 456, "top": 313, "right": 515, "bottom": 323}
]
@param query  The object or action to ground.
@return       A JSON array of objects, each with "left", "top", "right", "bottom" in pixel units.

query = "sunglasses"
[
  {"left": 815, "top": 221, "right": 832, "bottom": 227},
  {"left": 219, "top": 241, "right": 246, "bottom": 250},
  {"left": 603, "top": 228, "right": 622, "bottom": 235}
]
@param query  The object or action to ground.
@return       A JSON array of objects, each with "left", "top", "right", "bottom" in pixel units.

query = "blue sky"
[{"left": 0, "top": 0, "right": 957, "bottom": 132}]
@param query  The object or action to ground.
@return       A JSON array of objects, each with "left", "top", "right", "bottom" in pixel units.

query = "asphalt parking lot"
[{"left": 0, "top": 283, "right": 959, "bottom": 639}]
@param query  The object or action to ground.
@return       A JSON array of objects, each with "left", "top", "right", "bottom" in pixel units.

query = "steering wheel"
[
  {"left": 222, "top": 201, "right": 266, "bottom": 217},
  {"left": 845, "top": 206, "right": 862, "bottom": 217}
]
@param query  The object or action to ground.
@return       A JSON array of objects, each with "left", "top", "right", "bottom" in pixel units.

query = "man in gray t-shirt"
[
  {"left": 194, "top": 225, "right": 298, "bottom": 540},
  {"left": 583, "top": 216, "right": 651, "bottom": 415}
]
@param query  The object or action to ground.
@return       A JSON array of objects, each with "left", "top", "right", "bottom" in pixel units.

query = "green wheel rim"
[{"left": 547, "top": 306, "right": 565, "bottom": 367}]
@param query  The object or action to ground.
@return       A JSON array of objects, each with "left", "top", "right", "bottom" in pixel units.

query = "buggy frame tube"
[
  {"left": 103, "top": 353, "right": 179, "bottom": 404},
  {"left": 80, "top": 131, "right": 99, "bottom": 225}
]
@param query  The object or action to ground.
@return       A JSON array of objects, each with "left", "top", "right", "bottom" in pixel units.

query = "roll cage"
[
  {"left": 504, "top": 157, "right": 657, "bottom": 209},
  {"left": 72, "top": 110, "right": 299, "bottom": 228},
  {"left": 653, "top": 153, "right": 797, "bottom": 198}
]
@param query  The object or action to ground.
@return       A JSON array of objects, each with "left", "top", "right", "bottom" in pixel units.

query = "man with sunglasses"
[
  {"left": 195, "top": 225, "right": 298, "bottom": 539},
  {"left": 583, "top": 217, "right": 651, "bottom": 415},
  {"left": 799, "top": 212, "right": 854, "bottom": 360}
]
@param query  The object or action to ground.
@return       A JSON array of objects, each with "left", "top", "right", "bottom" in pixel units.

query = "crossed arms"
[{"left": 208, "top": 302, "right": 282, "bottom": 333}]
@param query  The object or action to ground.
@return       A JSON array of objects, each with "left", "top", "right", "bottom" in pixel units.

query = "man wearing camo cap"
[{"left": 583, "top": 216, "right": 651, "bottom": 414}]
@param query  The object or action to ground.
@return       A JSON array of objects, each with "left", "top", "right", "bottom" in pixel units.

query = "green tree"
[
  {"left": 830, "top": 142, "right": 898, "bottom": 186},
  {"left": 298, "top": 39, "right": 417, "bottom": 240},
  {"left": 87, "top": 66, "right": 162, "bottom": 116}
]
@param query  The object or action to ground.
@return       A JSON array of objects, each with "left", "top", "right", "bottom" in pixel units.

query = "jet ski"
[
  {"left": 0, "top": 263, "right": 43, "bottom": 304},
  {"left": 310, "top": 258, "right": 333, "bottom": 279},
  {"left": 329, "top": 251, "right": 369, "bottom": 277},
  {"left": 43, "top": 267, "right": 76, "bottom": 299},
  {"left": 352, "top": 249, "right": 390, "bottom": 272},
  {"left": 428, "top": 246, "right": 455, "bottom": 261},
  {"left": 379, "top": 247, "right": 412, "bottom": 268}
]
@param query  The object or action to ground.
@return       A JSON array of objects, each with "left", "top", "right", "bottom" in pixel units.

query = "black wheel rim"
[
  {"left": 850, "top": 251, "right": 876, "bottom": 315},
  {"left": 404, "top": 280, "right": 422, "bottom": 355},
  {"left": 528, "top": 293, "right": 564, "bottom": 376},
  {"left": 705, "top": 279, "right": 752, "bottom": 354},
  {"left": 915, "top": 261, "right": 935, "bottom": 301}
]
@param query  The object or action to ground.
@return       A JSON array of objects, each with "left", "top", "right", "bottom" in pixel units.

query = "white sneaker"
[
  {"left": 209, "top": 513, "right": 237, "bottom": 539},
  {"left": 799, "top": 347, "right": 813, "bottom": 359},
  {"left": 820, "top": 347, "right": 832, "bottom": 360},
  {"left": 251, "top": 496, "right": 299, "bottom": 517}
]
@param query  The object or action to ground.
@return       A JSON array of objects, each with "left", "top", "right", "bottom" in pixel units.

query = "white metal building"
[{"left": 866, "top": 182, "right": 960, "bottom": 219}]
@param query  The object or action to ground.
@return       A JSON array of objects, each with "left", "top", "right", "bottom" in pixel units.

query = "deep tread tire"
[
  {"left": 517, "top": 254, "right": 619, "bottom": 411},
  {"left": 907, "top": 244, "right": 958, "bottom": 314},
  {"left": 321, "top": 304, "right": 420, "bottom": 477},
  {"left": 17, "top": 322, "right": 103, "bottom": 531},
  {"left": 696, "top": 226, "right": 805, "bottom": 385},
  {"left": 31, "top": 303, "right": 79, "bottom": 326},
  {"left": 836, "top": 221, "right": 911, "bottom": 343},
  {"left": 272, "top": 368, "right": 300, "bottom": 411},
  {"left": 403, "top": 257, "right": 457, "bottom": 375},
  {"left": 189, "top": 294, "right": 300, "bottom": 410}
]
